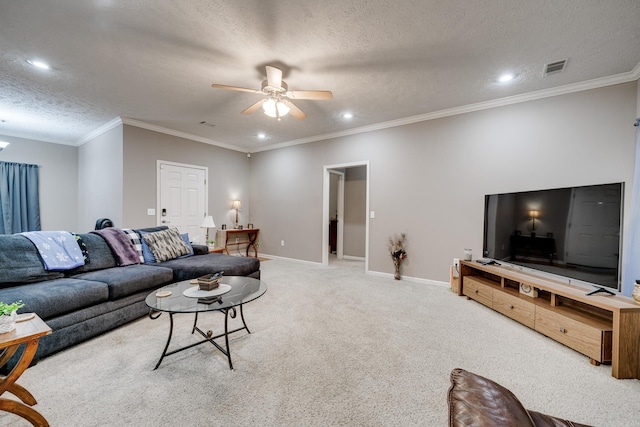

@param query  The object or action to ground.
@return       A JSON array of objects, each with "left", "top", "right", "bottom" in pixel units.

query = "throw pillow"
[
  {"left": 122, "top": 228, "right": 145, "bottom": 263},
  {"left": 177, "top": 233, "right": 194, "bottom": 258},
  {"left": 139, "top": 236, "right": 156, "bottom": 264},
  {"left": 141, "top": 228, "right": 191, "bottom": 262}
]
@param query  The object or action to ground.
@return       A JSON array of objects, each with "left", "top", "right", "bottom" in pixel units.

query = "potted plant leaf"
[{"left": 0, "top": 300, "right": 25, "bottom": 333}]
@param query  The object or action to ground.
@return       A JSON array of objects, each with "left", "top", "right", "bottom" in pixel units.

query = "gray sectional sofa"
[{"left": 0, "top": 226, "right": 260, "bottom": 364}]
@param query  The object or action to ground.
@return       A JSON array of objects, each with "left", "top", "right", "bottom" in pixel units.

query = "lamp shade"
[
  {"left": 200, "top": 216, "right": 216, "bottom": 228},
  {"left": 232, "top": 200, "right": 242, "bottom": 210}
]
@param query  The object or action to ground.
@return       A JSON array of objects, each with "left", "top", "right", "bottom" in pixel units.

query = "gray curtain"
[
  {"left": 622, "top": 119, "right": 640, "bottom": 296},
  {"left": 0, "top": 161, "right": 41, "bottom": 234}
]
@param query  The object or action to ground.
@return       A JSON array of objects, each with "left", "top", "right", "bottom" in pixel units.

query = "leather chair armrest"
[
  {"left": 527, "top": 410, "right": 592, "bottom": 427},
  {"left": 448, "top": 368, "right": 535, "bottom": 427}
]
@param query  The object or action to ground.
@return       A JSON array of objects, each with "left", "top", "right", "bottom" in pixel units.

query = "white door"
[
  {"left": 565, "top": 185, "right": 621, "bottom": 269},
  {"left": 158, "top": 162, "right": 207, "bottom": 243}
]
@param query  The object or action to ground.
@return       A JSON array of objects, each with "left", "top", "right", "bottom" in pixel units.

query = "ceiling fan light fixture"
[{"left": 263, "top": 98, "right": 290, "bottom": 118}]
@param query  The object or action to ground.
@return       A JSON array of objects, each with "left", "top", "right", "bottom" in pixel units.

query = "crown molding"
[
  {"left": 73, "top": 61, "right": 640, "bottom": 153},
  {"left": 0, "top": 130, "right": 72, "bottom": 146},
  {"left": 253, "top": 64, "right": 640, "bottom": 153},
  {"left": 75, "top": 117, "right": 123, "bottom": 146},
  {"left": 119, "top": 118, "right": 246, "bottom": 153},
  {"left": 74, "top": 117, "right": 248, "bottom": 152}
]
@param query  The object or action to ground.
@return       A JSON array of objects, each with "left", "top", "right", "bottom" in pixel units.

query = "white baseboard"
[
  {"left": 261, "top": 254, "right": 451, "bottom": 287},
  {"left": 259, "top": 253, "right": 323, "bottom": 266},
  {"left": 367, "top": 270, "right": 450, "bottom": 288},
  {"left": 342, "top": 255, "right": 365, "bottom": 261}
]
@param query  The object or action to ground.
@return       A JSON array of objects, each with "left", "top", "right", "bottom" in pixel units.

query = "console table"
[
  {"left": 459, "top": 261, "right": 640, "bottom": 379},
  {"left": 217, "top": 228, "right": 259, "bottom": 257},
  {"left": 0, "top": 314, "right": 51, "bottom": 426}
]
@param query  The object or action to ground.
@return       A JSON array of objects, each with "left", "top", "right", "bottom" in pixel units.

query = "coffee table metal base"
[{"left": 149, "top": 305, "right": 250, "bottom": 370}]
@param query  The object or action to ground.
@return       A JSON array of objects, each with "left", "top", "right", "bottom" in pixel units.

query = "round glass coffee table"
[{"left": 145, "top": 276, "right": 267, "bottom": 370}]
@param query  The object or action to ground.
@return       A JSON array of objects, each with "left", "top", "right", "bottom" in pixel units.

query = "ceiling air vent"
[{"left": 544, "top": 60, "right": 566, "bottom": 76}]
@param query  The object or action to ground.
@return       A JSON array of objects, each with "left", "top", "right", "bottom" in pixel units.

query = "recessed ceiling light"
[
  {"left": 27, "top": 59, "right": 50, "bottom": 70},
  {"left": 498, "top": 73, "right": 514, "bottom": 83},
  {"left": 257, "top": 133, "right": 266, "bottom": 139},
  {"left": 341, "top": 112, "right": 354, "bottom": 119}
]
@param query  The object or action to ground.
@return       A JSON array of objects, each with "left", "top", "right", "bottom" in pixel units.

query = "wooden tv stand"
[{"left": 459, "top": 261, "right": 640, "bottom": 379}]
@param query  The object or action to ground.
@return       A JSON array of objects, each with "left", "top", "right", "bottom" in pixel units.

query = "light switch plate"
[{"left": 147, "top": 208, "right": 155, "bottom": 216}]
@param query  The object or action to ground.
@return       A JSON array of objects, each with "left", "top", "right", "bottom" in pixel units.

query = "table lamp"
[
  {"left": 232, "top": 200, "right": 241, "bottom": 228},
  {"left": 201, "top": 215, "right": 216, "bottom": 245}
]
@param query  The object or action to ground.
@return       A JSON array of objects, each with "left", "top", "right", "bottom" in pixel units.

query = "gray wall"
[
  {"left": 122, "top": 125, "right": 251, "bottom": 232},
  {"left": 0, "top": 134, "right": 78, "bottom": 231},
  {"left": 251, "top": 82, "right": 637, "bottom": 289},
  {"left": 344, "top": 166, "right": 366, "bottom": 258},
  {"left": 78, "top": 125, "right": 123, "bottom": 232}
]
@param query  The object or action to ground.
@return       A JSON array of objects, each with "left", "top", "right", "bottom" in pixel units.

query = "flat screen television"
[{"left": 483, "top": 182, "right": 624, "bottom": 291}]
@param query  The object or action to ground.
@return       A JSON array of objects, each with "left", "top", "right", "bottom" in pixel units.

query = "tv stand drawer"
[
  {"left": 463, "top": 277, "right": 493, "bottom": 307},
  {"left": 535, "top": 306, "right": 612, "bottom": 363},
  {"left": 493, "top": 291, "right": 535, "bottom": 329}
]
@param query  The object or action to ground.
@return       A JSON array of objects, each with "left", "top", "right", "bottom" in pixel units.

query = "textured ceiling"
[{"left": 0, "top": 0, "right": 639, "bottom": 152}]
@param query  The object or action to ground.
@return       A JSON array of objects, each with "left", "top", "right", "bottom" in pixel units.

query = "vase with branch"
[{"left": 388, "top": 233, "right": 407, "bottom": 280}]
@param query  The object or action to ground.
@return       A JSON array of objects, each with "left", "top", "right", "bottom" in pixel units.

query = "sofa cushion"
[
  {"left": 141, "top": 228, "right": 191, "bottom": 262},
  {"left": 70, "top": 233, "right": 117, "bottom": 273},
  {"left": 135, "top": 226, "right": 169, "bottom": 234},
  {"left": 0, "top": 278, "right": 109, "bottom": 319},
  {"left": 0, "top": 235, "right": 65, "bottom": 285},
  {"left": 159, "top": 253, "right": 260, "bottom": 282},
  {"left": 448, "top": 368, "right": 535, "bottom": 427},
  {"left": 72, "top": 264, "right": 173, "bottom": 299},
  {"left": 122, "top": 228, "right": 145, "bottom": 263}
]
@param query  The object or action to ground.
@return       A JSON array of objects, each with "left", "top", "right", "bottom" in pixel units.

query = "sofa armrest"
[{"left": 191, "top": 244, "right": 209, "bottom": 255}]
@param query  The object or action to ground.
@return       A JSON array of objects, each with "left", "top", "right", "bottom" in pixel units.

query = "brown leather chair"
[{"left": 447, "top": 368, "right": 591, "bottom": 427}]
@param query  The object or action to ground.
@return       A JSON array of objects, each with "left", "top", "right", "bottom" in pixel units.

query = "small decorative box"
[{"left": 197, "top": 274, "right": 222, "bottom": 291}]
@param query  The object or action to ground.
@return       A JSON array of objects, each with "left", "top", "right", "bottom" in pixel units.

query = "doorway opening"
[{"left": 322, "top": 161, "right": 369, "bottom": 272}]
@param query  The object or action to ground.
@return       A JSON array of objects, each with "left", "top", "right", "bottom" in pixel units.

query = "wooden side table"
[
  {"left": 208, "top": 247, "right": 225, "bottom": 254},
  {"left": 0, "top": 314, "right": 51, "bottom": 426},
  {"left": 219, "top": 228, "right": 260, "bottom": 258}
]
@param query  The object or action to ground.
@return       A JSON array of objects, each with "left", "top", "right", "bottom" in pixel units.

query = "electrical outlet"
[
  {"left": 281, "top": 240, "right": 285, "bottom": 246},
  {"left": 235, "top": 237, "right": 239, "bottom": 243},
  {"left": 147, "top": 208, "right": 155, "bottom": 216},
  {"left": 453, "top": 258, "right": 460, "bottom": 277}
]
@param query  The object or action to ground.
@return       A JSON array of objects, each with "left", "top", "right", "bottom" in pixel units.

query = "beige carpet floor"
[{"left": 2, "top": 258, "right": 640, "bottom": 426}]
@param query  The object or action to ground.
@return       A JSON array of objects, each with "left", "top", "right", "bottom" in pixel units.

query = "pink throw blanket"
[{"left": 91, "top": 228, "right": 140, "bottom": 266}]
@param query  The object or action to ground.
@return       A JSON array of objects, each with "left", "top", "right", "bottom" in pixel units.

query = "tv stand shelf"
[{"left": 459, "top": 261, "right": 640, "bottom": 379}]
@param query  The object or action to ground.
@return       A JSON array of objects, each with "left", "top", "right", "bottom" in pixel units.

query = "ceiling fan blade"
[
  {"left": 282, "top": 100, "right": 307, "bottom": 120},
  {"left": 287, "top": 90, "right": 333, "bottom": 101},
  {"left": 241, "top": 99, "right": 266, "bottom": 114},
  {"left": 265, "top": 66, "right": 283, "bottom": 89},
  {"left": 211, "top": 84, "right": 260, "bottom": 94}
]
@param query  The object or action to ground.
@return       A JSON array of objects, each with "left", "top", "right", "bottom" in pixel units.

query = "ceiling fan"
[{"left": 211, "top": 65, "right": 333, "bottom": 120}]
